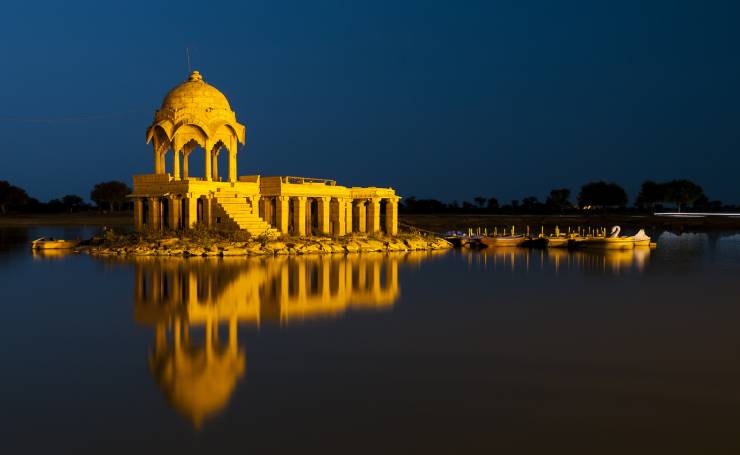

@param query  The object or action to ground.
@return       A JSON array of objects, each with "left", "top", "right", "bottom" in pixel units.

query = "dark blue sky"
[{"left": 1, "top": 0, "right": 739, "bottom": 204}]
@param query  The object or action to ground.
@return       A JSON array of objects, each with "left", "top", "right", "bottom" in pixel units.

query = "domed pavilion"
[{"left": 130, "top": 71, "right": 399, "bottom": 237}]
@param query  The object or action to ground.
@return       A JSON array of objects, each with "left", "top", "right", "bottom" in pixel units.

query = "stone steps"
[{"left": 214, "top": 195, "right": 276, "bottom": 237}]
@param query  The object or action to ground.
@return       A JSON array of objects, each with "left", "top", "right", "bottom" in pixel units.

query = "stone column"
[
  {"left": 355, "top": 201, "right": 367, "bottom": 233},
  {"left": 345, "top": 199, "right": 353, "bottom": 234},
  {"left": 330, "top": 198, "right": 346, "bottom": 236},
  {"left": 204, "top": 148, "right": 212, "bottom": 181},
  {"left": 367, "top": 198, "right": 381, "bottom": 234},
  {"left": 249, "top": 195, "right": 261, "bottom": 216},
  {"left": 148, "top": 197, "right": 160, "bottom": 230},
  {"left": 169, "top": 195, "right": 180, "bottom": 230},
  {"left": 263, "top": 197, "right": 273, "bottom": 226},
  {"left": 228, "top": 149, "right": 237, "bottom": 183},
  {"left": 184, "top": 195, "right": 198, "bottom": 229},
  {"left": 292, "top": 197, "right": 307, "bottom": 236},
  {"left": 134, "top": 198, "right": 144, "bottom": 231},
  {"left": 204, "top": 196, "right": 213, "bottom": 228},
  {"left": 212, "top": 151, "right": 219, "bottom": 181},
  {"left": 317, "top": 197, "right": 331, "bottom": 236},
  {"left": 153, "top": 150, "right": 161, "bottom": 174},
  {"left": 384, "top": 197, "right": 398, "bottom": 235},
  {"left": 183, "top": 151, "right": 190, "bottom": 180},
  {"left": 173, "top": 150, "right": 181, "bottom": 180},
  {"left": 276, "top": 196, "right": 290, "bottom": 234}
]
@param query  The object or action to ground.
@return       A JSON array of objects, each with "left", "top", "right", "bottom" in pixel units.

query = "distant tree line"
[
  {"left": 0, "top": 180, "right": 132, "bottom": 215},
  {"left": 400, "top": 179, "right": 735, "bottom": 214}
]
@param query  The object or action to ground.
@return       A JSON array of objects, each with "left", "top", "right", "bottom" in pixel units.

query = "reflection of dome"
[
  {"left": 160, "top": 71, "right": 232, "bottom": 112},
  {"left": 150, "top": 343, "right": 245, "bottom": 429}
]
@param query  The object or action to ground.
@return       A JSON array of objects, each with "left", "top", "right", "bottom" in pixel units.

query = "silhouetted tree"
[
  {"left": 546, "top": 188, "right": 571, "bottom": 213},
  {"left": 662, "top": 179, "right": 704, "bottom": 212},
  {"left": 635, "top": 180, "right": 666, "bottom": 211},
  {"left": 521, "top": 196, "right": 542, "bottom": 212},
  {"left": 90, "top": 181, "right": 131, "bottom": 212},
  {"left": 473, "top": 196, "right": 486, "bottom": 209},
  {"left": 0, "top": 180, "right": 30, "bottom": 215},
  {"left": 486, "top": 197, "right": 499, "bottom": 211},
  {"left": 61, "top": 195, "right": 86, "bottom": 212},
  {"left": 578, "top": 181, "right": 628, "bottom": 210}
]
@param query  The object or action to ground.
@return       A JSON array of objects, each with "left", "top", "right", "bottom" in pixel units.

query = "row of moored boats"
[{"left": 446, "top": 226, "right": 655, "bottom": 250}]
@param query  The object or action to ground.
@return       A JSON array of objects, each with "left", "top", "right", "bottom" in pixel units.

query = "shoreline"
[
  {"left": 82, "top": 233, "right": 452, "bottom": 257},
  {"left": 5, "top": 212, "right": 740, "bottom": 231}
]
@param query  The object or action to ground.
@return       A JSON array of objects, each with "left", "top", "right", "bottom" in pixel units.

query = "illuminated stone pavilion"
[{"left": 131, "top": 71, "right": 399, "bottom": 237}]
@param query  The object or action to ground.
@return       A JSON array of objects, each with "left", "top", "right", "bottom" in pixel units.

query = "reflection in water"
[
  {"left": 464, "top": 246, "right": 651, "bottom": 275},
  {"left": 131, "top": 253, "right": 433, "bottom": 427}
]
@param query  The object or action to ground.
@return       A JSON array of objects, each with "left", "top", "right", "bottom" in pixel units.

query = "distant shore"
[
  {"left": 0, "top": 212, "right": 133, "bottom": 227},
  {"left": 401, "top": 213, "right": 740, "bottom": 232},
  {"left": 2, "top": 212, "right": 740, "bottom": 232}
]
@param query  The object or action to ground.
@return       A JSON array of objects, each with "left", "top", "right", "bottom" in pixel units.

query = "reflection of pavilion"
[{"left": 132, "top": 254, "right": 412, "bottom": 427}]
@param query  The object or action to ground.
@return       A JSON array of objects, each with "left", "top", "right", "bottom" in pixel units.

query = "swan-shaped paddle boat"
[{"left": 572, "top": 226, "right": 650, "bottom": 250}]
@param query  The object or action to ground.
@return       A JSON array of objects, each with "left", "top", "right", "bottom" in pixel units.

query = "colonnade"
[
  {"left": 259, "top": 196, "right": 399, "bottom": 236},
  {"left": 133, "top": 193, "right": 399, "bottom": 235},
  {"left": 154, "top": 143, "right": 237, "bottom": 182}
]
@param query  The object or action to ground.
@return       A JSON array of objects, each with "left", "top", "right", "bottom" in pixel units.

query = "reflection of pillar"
[
  {"left": 279, "top": 263, "right": 289, "bottom": 322},
  {"left": 317, "top": 197, "right": 331, "bottom": 235},
  {"left": 276, "top": 196, "right": 290, "bottom": 234},
  {"left": 320, "top": 258, "right": 331, "bottom": 299},
  {"left": 173, "top": 150, "right": 181, "bottom": 180},
  {"left": 367, "top": 198, "right": 381, "bottom": 234},
  {"left": 184, "top": 195, "right": 198, "bottom": 228},
  {"left": 134, "top": 198, "right": 144, "bottom": 231},
  {"left": 384, "top": 198, "right": 398, "bottom": 235},
  {"left": 229, "top": 316, "right": 237, "bottom": 352},
  {"left": 169, "top": 196, "right": 180, "bottom": 230},
  {"left": 355, "top": 201, "right": 366, "bottom": 233},
  {"left": 297, "top": 261, "right": 307, "bottom": 301},
  {"left": 371, "top": 261, "right": 381, "bottom": 293},
  {"left": 387, "top": 260, "right": 398, "bottom": 289},
  {"left": 293, "top": 197, "right": 307, "bottom": 236},
  {"left": 148, "top": 197, "right": 161, "bottom": 230},
  {"left": 358, "top": 260, "right": 367, "bottom": 290},
  {"left": 228, "top": 149, "right": 237, "bottom": 182}
]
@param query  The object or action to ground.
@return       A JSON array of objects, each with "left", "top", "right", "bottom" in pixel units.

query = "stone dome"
[
  {"left": 160, "top": 71, "right": 232, "bottom": 112},
  {"left": 146, "top": 70, "right": 246, "bottom": 167}
]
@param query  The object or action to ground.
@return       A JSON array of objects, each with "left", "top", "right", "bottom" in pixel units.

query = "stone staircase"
[{"left": 213, "top": 190, "right": 278, "bottom": 237}]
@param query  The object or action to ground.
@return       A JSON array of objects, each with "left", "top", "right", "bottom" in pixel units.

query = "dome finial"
[{"left": 188, "top": 70, "right": 203, "bottom": 82}]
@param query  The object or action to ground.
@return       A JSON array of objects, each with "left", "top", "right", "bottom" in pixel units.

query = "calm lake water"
[{"left": 2, "top": 226, "right": 740, "bottom": 454}]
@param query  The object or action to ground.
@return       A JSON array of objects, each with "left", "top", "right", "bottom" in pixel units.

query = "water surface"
[{"left": 2, "top": 227, "right": 740, "bottom": 454}]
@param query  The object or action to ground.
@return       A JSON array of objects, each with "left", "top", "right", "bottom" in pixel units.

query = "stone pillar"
[
  {"left": 173, "top": 150, "right": 180, "bottom": 180},
  {"left": 384, "top": 198, "right": 398, "bottom": 235},
  {"left": 184, "top": 195, "right": 198, "bottom": 229},
  {"left": 276, "top": 196, "right": 290, "bottom": 234},
  {"left": 183, "top": 151, "right": 190, "bottom": 179},
  {"left": 367, "top": 198, "right": 381, "bottom": 234},
  {"left": 134, "top": 198, "right": 144, "bottom": 231},
  {"left": 292, "top": 197, "right": 307, "bottom": 236},
  {"left": 169, "top": 196, "right": 180, "bottom": 230},
  {"left": 345, "top": 199, "right": 353, "bottom": 234},
  {"left": 204, "top": 196, "right": 213, "bottom": 228},
  {"left": 148, "top": 197, "right": 160, "bottom": 230},
  {"left": 228, "top": 149, "right": 237, "bottom": 183},
  {"left": 212, "top": 151, "right": 219, "bottom": 181},
  {"left": 330, "top": 198, "right": 346, "bottom": 236},
  {"left": 263, "top": 197, "right": 273, "bottom": 226},
  {"left": 204, "top": 149, "right": 212, "bottom": 181},
  {"left": 355, "top": 201, "right": 367, "bottom": 233},
  {"left": 249, "top": 195, "right": 261, "bottom": 217},
  {"left": 317, "top": 197, "right": 331, "bottom": 236},
  {"left": 153, "top": 150, "right": 161, "bottom": 174}
]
